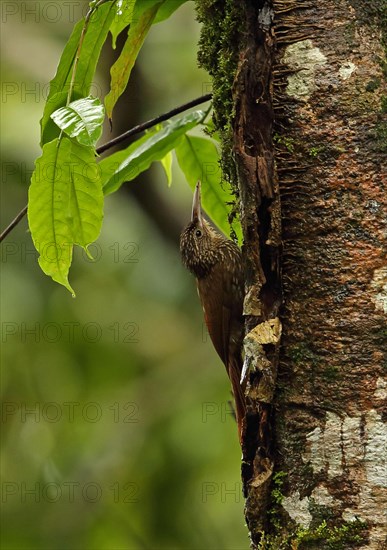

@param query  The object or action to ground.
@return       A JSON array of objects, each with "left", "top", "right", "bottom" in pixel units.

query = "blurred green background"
[{"left": 1, "top": 1, "right": 247, "bottom": 548}]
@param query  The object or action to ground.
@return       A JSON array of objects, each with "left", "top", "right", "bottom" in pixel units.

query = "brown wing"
[
  {"left": 197, "top": 246, "right": 244, "bottom": 370},
  {"left": 197, "top": 248, "right": 245, "bottom": 442},
  {"left": 197, "top": 262, "right": 229, "bottom": 369}
]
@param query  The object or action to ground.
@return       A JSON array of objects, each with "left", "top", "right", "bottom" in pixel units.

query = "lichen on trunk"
[{"left": 272, "top": 0, "right": 386, "bottom": 547}]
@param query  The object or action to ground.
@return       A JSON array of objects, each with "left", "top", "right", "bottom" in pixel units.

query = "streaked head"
[{"left": 180, "top": 182, "right": 221, "bottom": 278}]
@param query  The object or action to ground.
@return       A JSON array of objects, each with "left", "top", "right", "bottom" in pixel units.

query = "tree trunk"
[{"left": 197, "top": 0, "right": 386, "bottom": 548}]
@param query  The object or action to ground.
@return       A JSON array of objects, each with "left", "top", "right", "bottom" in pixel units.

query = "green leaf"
[
  {"left": 151, "top": 121, "right": 173, "bottom": 185},
  {"left": 204, "top": 118, "right": 220, "bottom": 142},
  {"left": 100, "top": 110, "right": 204, "bottom": 195},
  {"left": 153, "top": 0, "right": 188, "bottom": 23},
  {"left": 131, "top": 0, "right": 166, "bottom": 18},
  {"left": 43, "top": 19, "right": 83, "bottom": 103},
  {"left": 51, "top": 96, "right": 105, "bottom": 147},
  {"left": 160, "top": 151, "right": 173, "bottom": 186},
  {"left": 68, "top": 143, "right": 104, "bottom": 250},
  {"left": 28, "top": 138, "right": 104, "bottom": 293},
  {"left": 110, "top": 0, "right": 187, "bottom": 47},
  {"left": 41, "top": 1, "right": 116, "bottom": 145},
  {"left": 175, "top": 135, "right": 242, "bottom": 242},
  {"left": 105, "top": 2, "right": 162, "bottom": 120},
  {"left": 110, "top": 0, "right": 136, "bottom": 49}
]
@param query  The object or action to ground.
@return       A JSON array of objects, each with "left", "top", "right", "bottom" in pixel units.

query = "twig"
[
  {"left": 0, "top": 93, "right": 213, "bottom": 243},
  {"left": 97, "top": 93, "right": 212, "bottom": 154},
  {"left": 0, "top": 205, "right": 28, "bottom": 242}
]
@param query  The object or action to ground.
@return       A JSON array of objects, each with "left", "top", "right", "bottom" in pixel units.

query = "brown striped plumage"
[{"left": 180, "top": 182, "right": 245, "bottom": 443}]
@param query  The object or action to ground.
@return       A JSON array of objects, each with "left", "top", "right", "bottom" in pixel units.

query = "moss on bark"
[{"left": 195, "top": 0, "right": 242, "bottom": 186}]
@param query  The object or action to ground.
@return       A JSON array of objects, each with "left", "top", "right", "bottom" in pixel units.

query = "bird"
[{"left": 180, "top": 181, "right": 246, "bottom": 443}]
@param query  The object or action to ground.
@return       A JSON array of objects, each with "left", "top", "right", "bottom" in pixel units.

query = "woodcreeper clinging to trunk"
[{"left": 180, "top": 181, "right": 245, "bottom": 443}]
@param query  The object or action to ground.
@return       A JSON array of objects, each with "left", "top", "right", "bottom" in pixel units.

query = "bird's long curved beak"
[{"left": 191, "top": 181, "right": 203, "bottom": 226}]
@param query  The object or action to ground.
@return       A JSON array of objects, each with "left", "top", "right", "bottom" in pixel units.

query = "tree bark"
[
  {"left": 197, "top": 0, "right": 386, "bottom": 548},
  {"left": 271, "top": 1, "right": 386, "bottom": 548}
]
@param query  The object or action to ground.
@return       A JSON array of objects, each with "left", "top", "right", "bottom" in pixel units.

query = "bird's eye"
[{"left": 195, "top": 229, "right": 202, "bottom": 237}]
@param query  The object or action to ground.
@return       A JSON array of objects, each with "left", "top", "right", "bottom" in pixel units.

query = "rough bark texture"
[
  {"left": 197, "top": 0, "right": 386, "bottom": 548},
  {"left": 232, "top": 0, "right": 282, "bottom": 543},
  {"left": 272, "top": 1, "right": 386, "bottom": 548}
]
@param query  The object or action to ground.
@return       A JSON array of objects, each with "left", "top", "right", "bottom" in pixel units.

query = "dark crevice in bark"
[{"left": 231, "top": 1, "right": 282, "bottom": 545}]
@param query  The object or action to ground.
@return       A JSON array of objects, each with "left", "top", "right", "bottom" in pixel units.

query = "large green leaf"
[
  {"left": 110, "top": 0, "right": 136, "bottom": 49},
  {"left": 100, "top": 110, "right": 204, "bottom": 195},
  {"left": 105, "top": 1, "right": 162, "bottom": 120},
  {"left": 50, "top": 96, "right": 105, "bottom": 147},
  {"left": 68, "top": 142, "right": 104, "bottom": 250},
  {"left": 41, "top": 1, "right": 116, "bottom": 145},
  {"left": 160, "top": 151, "right": 173, "bottom": 186},
  {"left": 175, "top": 135, "right": 242, "bottom": 241},
  {"left": 110, "top": 0, "right": 188, "bottom": 48},
  {"left": 153, "top": 0, "right": 188, "bottom": 23},
  {"left": 110, "top": 0, "right": 165, "bottom": 50},
  {"left": 28, "top": 138, "right": 104, "bottom": 293}
]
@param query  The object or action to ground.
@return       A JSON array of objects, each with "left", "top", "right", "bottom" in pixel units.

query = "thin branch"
[
  {"left": 0, "top": 93, "right": 213, "bottom": 243},
  {"left": 97, "top": 93, "right": 212, "bottom": 154},
  {"left": 0, "top": 205, "right": 28, "bottom": 242}
]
